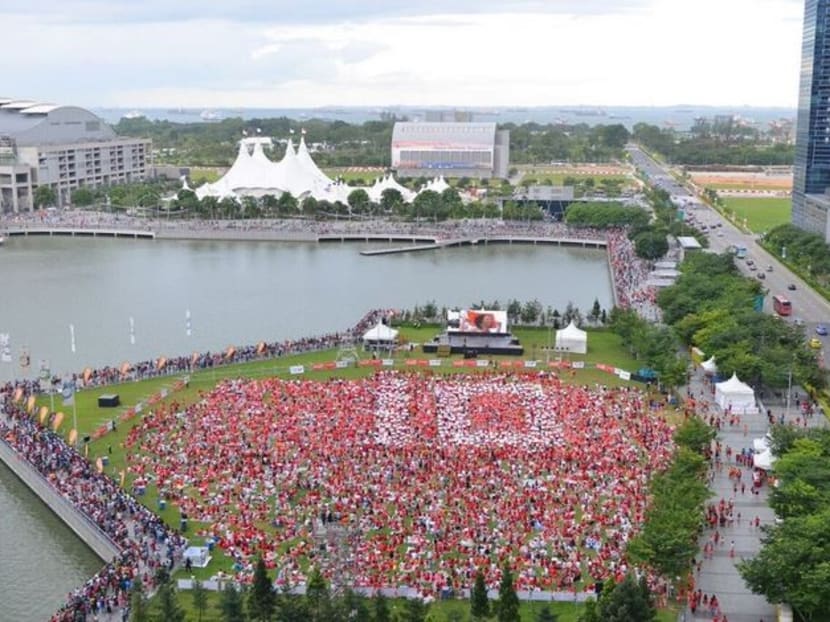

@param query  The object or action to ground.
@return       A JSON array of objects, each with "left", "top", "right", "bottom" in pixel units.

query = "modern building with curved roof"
[
  {"left": 391, "top": 121, "right": 509, "bottom": 179},
  {"left": 0, "top": 98, "right": 150, "bottom": 212}
]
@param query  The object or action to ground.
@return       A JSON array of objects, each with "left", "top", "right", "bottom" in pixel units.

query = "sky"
[{"left": 0, "top": 0, "right": 806, "bottom": 109}]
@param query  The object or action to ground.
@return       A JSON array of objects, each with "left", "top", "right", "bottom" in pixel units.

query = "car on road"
[
  {"left": 767, "top": 265, "right": 773, "bottom": 272},
  {"left": 749, "top": 264, "right": 757, "bottom": 271},
  {"left": 794, "top": 317, "right": 805, "bottom": 327},
  {"left": 810, "top": 337, "right": 822, "bottom": 349},
  {"left": 818, "top": 325, "right": 828, "bottom": 336},
  {"left": 757, "top": 272, "right": 766, "bottom": 280},
  {"left": 788, "top": 283, "right": 797, "bottom": 291}
]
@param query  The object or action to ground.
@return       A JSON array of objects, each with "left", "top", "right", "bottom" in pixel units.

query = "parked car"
[
  {"left": 788, "top": 283, "right": 797, "bottom": 291},
  {"left": 817, "top": 324, "right": 828, "bottom": 336},
  {"left": 757, "top": 272, "right": 766, "bottom": 280},
  {"left": 810, "top": 337, "right": 822, "bottom": 349},
  {"left": 767, "top": 265, "right": 773, "bottom": 272}
]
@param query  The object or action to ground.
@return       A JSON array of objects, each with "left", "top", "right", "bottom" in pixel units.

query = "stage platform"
[{"left": 422, "top": 331, "right": 524, "bottom": 356}]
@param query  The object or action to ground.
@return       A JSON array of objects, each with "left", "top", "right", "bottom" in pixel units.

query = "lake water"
[{"left": 0, "top": 236, "right": 612, "bottom": 619}]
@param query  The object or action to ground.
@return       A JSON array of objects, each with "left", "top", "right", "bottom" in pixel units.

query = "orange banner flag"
[
  {"left": 25, "top": 395, "right": 36, "bottom": 414},
  {"left": 52, "top": 411, "right": 65, "bottom": 431},
  {"left": 68, "top": 429, "right": 78, "bottom": 446},
  {"left": 191, "top": 351, "right": 200, "bottom": 366},
  {"left": 156, "top": 357, "right": 167, "bottom": 371},
  {"left": 95, "top": 457, "right": 103, "bottom": 473},
  {"left": 120, "top": 361, "right": 131, "bottom": 376},
  {"left": 12, "top": 387, "right": 23, "bottom": 403},
  {"left": 225, "top": 346, "right": 236, "bottom": 360},
  {"left": 83, "top": 367, "right": 93, "bottom": 383},
  {"left": 256, "top": 342, "right": 266, "bottom": 355},
  {"left": 38, "top": 406, "right": 49, "bottom": 425}
]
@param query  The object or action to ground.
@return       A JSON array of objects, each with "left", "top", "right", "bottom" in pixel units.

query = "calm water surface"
[{"left": 0, "top": 236, "right": 612, "bottom": 617}]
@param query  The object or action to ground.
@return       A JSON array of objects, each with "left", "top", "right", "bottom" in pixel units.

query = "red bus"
[{"left": 773, "top": 295, "right": 792, "bottom": 316}]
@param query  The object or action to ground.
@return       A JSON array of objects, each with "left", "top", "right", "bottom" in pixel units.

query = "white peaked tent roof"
[
  {"left": 558, "top": 321, "right": 586, "bottom": 340},
  {"left": 368, "top": 174, "right": 416, "bottom": 203},
  {"left": 701, "top": 356, "right": 718, "bottom": 374},
  {"left": 363, "top": 322, "right": 399, "bottom": 341},
  {"left": 421, "top": 176, "right": 450, "bottom": 194},
  {"left": 716, "top": 373, "right": 754, "bottom": 395},
  {"left": 297, "top": 136, "right": 335, "bottom": 186}
]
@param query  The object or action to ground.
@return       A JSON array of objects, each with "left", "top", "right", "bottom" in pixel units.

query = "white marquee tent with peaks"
[
  {"left": 714, "top": 373, "right": 757, "bottom": 413},
  {"left": 554, "top": 321, "right": 587, "bottom": 354},
  {"left": 701, "top": 356, "right": 718, "bottom": 375},
  {"left": 362, "top": 322, "right": 399, "bottom": 348}
]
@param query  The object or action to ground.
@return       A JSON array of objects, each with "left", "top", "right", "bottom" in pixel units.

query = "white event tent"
[
  {"left": 701, "top": 356, "right": 718, "bottom": 375},
  {"left": 714, "top": 373, "right": 757, "bottom": 413},
  {"left": 554, "top": 321, "right": 587, "bottom": 354},
  {"left": 362, "top": 322, "right": 399, "bottom": 349}
]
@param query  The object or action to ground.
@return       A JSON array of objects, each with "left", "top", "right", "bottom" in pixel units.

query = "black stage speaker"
[{"left": 98, "top": 394, "right": 120, "bottom": 408}]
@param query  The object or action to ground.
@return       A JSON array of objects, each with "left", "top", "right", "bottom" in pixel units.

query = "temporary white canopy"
[
  {"left": 753, "top": 435, "right": 772, "bottom": 453},
  {"left": 701, "top": 356, "right": 718, "bottom": 375},
  {"left": 715, "top": 373, "right": 757, "bottom": 413},
  {"left": 363, "top": 322, "right": 399, "bottom": 343},
  {"left": 554, "top": 321, "right": 587, "bottom": 354},
  {"left": 753, "top": 448, "right": 777, "bottom": 471}
]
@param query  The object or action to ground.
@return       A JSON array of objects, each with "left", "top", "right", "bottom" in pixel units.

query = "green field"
[
  {"left": 722, "top": 197, "right": 791, "bottom": 233},
  {"left": 29, "top": 325, "right": 685, "bottom": 618}
]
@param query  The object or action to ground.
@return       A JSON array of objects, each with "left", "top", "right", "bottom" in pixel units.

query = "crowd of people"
[
  {"left": 0, "top": 384, "right": 187, "bottom": 621},
  {"left": 122, "top": 372, "right": 675, "bottom": 597},
  {"left": 606, "top": 230, "right": 661, "bottom": 321}
]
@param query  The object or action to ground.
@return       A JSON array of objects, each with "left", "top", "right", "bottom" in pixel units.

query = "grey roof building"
[
  {"left": 0, "top": 98, "right": 151, "bottom": 212},
  {"left": 391, "top": 122, "right": 509, "bottom": 179}
]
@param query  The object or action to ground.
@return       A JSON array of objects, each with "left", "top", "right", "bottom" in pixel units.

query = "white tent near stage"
[
  {"left": 753, "top": 448, "right": 777, "bottom": 471},
  {"left": 362, "top": 322, "right": 399, "bottom": 348},
  {"left": 554, "top": 321, "right": 587, "bottom": 354},
  {"left": 715, "top": 373, "right": 757, "bottom": 413},
  {"left": 701, "top": 356, "right": 718, "bottom": 375}
]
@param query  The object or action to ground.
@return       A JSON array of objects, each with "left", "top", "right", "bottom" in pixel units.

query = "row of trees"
[
  {"left": 608, "top": 308, "right": 687, "bottom": 388},
  {"left": 657, "top": 252, "right": 824, "bottom": 389},
  {"left": 564, "top": 202, "right": 650, "bottom": 229},
  {"left": 739, "top": 427, "right": 830, "bottom": 621},
  {"left": 764, "top": 224, "right": 830, "bottom": 288},
  {"left": 632, "top": 123, "right": 794, "bottom": 166},
  {"left": 116, "top": 117, "right": 633, "bottom": 168}
]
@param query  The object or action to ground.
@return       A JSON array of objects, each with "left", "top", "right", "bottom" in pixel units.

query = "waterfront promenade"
[{"left": 682, "top": 369, "right": 825, "bottom": 622}]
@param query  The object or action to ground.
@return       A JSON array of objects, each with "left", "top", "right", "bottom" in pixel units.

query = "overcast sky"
[{"left": 0, "top": 0, "right": 805, "bottom": 109}]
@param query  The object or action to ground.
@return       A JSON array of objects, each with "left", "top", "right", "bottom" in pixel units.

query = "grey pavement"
[{"left": 681, "top": 369, "right": 825, "bottom": 622}]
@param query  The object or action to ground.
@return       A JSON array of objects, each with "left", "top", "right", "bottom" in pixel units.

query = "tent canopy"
[
  {"left": 714, "top": 372, "right": 757, "bottom": 413},
  {"left": 701, "top": 356, "right": 718, "bottom": 374},
  {"left": 554, "top": 321, "right": 587, "bottom": 354},
  {"left": 363, "top": 322, "right": 399, "bottom": 342}
]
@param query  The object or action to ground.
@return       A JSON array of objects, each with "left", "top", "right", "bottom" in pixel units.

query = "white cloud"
[{"left": 0, "top": 0, "right": 804, "bottom": 108}]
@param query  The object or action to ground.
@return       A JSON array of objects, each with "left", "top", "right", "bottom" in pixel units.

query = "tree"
[
  {"left": 34, "top": 185, "right": 57, "bottom": 208},
  {"left": 129, "top": 578, "right": 149, "bottom": 622},
  {"left": 495, "top": 563, "right": 520, "bottom": 622},
  {"left": 402, "top": 598, "right": 430, "bottom": 622},
  {"left": 71, "top": 187, "right": 95, "bottom": 207},
  {"left": 348, "top": 188, "right": 371, "bottom": 215},
  {"left": 633, "top": 230, "right": 669, "bottom": 260},
  {"left": 372, "top": 592, "right": 391, "bottom": 622},
  {"left": 470, "top": 570, "right": 490, "bottom": 620},
  {"left": 301, "top": 195, "right": 319, "bottom": 217},
  {"left": 674, "top": 417, "right": 716, "bottom": 455},
  {"left": 597, "top": 574, "right": 656, "bottom": 622},
  {"left": 520, "top": 299, "right": 543, "bottom": 325},
  {"left": 192, "top": 579, "right": 208, "bottom": 622},
  {"left": 248, "top": 556, "right": 275, "bottom": 622},
  {"left": 380, "top": 188, "right": 404, "bottom": 214},
  {"left": 154, "top": 579, "right": 185, "bottom": 622},
  {"left": 276, "top": 192, "right": 298, "bottom": 215},
  {"left": 577, "top": 598, "right": 600, "bottom": 622},
  {"left": 338, "top": 588, "right": 370, "bottom": 622},
  {"left": 305, "top": 567, "right": 331, "bottom": 622},
  {"left": 590, "top": 298, "right": 602, "bottom": 323},
  {"left": 535, "top": 605, "right": 559, "bottom": 622},
  {"left": 219, "top": 583, "right": 247, "bottom": 622}
]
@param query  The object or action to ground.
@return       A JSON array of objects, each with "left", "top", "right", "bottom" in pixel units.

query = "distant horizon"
[{"left": 96, "top": 103, "right": 797, "bottom": 111}]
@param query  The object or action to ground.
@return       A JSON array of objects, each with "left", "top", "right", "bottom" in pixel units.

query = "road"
[{"left": 627, "top": 145, "right": 830, "bottom": 356}]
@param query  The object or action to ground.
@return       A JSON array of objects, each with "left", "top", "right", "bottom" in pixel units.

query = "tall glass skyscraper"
[{"left": 793, "top": 0, "right": 830, "bottom": 239}]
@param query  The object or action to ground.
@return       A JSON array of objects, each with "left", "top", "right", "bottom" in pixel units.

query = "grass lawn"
[
  {"left": 722, "top": 197, "right": 791, "bottom": 233},
  {"left": 31, "top": 324, "right": 682, "bottom": 618}
]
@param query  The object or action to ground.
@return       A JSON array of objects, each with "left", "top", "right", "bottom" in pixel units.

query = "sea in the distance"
[{"left": 94, "top": 104, "right": 796, "bottom": 131}]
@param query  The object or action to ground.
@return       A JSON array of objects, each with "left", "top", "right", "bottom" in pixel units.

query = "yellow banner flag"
[
  {"left": 38, "top": 406, "right": 49, "bottom": 425},
  {"left": 52, "top": 411, "right": 65, "bottom": 431},
  {"left": 12, "top": 387, "right": 23, "bottom": 403},
  {"left": 84, "top": 444, "right": 89, "bottom": 458},
  {"left": 95, "top": 457, "right": 103, "bottom": 473},
  {"left": 26, "top": 395, "right": 36, "bottom": 414},
  {"left": 68, "top": 429, "right": 78, "bottom": 446},
  {"left": 120, "top": 470, "right": 126, "bottom": 487}
]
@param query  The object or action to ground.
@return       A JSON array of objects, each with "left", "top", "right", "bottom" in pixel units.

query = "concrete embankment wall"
[
  {"left": 0, "top": 438, "right": 121, "bottom": 563},
  {"left": 605, "top": 249, "right": 619, "bottom": 307}
]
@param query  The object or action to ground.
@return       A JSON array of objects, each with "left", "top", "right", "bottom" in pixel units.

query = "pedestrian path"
[{"left": 682, "top": 369, "right": 825, "bottom": 622}]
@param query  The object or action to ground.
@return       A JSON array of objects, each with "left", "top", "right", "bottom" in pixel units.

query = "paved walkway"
[{"left": 681, "top": 369, "right": 825, "bottom": 622}]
